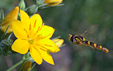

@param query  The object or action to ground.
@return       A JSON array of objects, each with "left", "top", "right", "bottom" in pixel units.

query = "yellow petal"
[
  {"left": 20, "top": 10, "right": 30, "bottom": 32},
  {"left": 0, "top": 6, "right": 19, "bottom": 33},
  {"left": 30, "top": 46, "right": 42, "bottom": 65},
  {"left": 36, "top": 25, "right": 55, "bottom": 39},
  {"left": 36, "top": 46, "right": 54, "bottom": 65},
  {"left": 44, "top": 0, "right": 62, "bottom": 6},
  {"left": 29, "top": 14, "right": 42, "bottom": 37},
  {"left": 34, "top": 39, "right": 60, "bottom": 53},
  {"left": 12, "top": 39, "right": 29, "bottom": 54},
  {"left": 12, "top": 20, "right": 28, "bottom": 39},
  {"left": 42, "top": 52, "right": 54, "bottom": 65}
]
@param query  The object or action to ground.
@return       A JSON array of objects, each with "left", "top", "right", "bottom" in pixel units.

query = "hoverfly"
[{"left": 68, "top": 26, "right": 109, "bottom": 53}]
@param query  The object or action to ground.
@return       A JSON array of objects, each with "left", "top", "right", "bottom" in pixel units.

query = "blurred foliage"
[
  {"left": 0, "top": 0, "right": 19, "bottom": 11},
  {"left": 39, "top": 0, "right": 113, "bottom": 71},
  {"left": 1, "top": 0, "right": 113, "bottom": 71}
]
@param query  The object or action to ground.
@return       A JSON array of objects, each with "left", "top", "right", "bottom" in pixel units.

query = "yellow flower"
[
  {"left": 12, "top": 10, "right": 60, "bottom": 65},
  {"left": 44, "top": 0, "right": 63, "bottom": 6},
  {"left": 0, "top": 6, "right": 19, "bottom": 33},
  {"left": 53, "top": 39, "right": 64, "bottom": 47}
]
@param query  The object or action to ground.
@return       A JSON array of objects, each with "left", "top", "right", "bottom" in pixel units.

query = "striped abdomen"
[{"left": 82, "top": 41, "right": 109, "bottom": 53}]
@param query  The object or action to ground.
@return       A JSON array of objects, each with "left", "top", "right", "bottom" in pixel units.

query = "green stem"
[{"left": 6, "top": 60, "right": 23, "bottom": 71}]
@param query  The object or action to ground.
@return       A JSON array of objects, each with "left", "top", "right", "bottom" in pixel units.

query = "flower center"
[{"left": 28, "top": 38, "right": 33, "bottom": 44}]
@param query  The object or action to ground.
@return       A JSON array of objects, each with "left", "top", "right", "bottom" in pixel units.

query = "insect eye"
[
  {"left": 71, "top": 34, "right": 75, "bottom": 42},
  {"left": 72, "top": 39, "right": 75, "bottom": 42}
]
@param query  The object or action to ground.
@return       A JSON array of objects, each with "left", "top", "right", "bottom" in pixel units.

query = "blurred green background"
[{"left": 0, "top": 0, "right": 113, "bottom": 71}]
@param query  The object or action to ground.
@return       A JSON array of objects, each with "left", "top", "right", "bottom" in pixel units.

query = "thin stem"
[{"left": 6, "top": 60, "right": 23, "bottom": 71}]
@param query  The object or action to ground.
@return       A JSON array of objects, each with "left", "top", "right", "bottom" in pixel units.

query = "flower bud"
[
  {"left": 18, "top": 0, "right": 26, "bottom": 10},
  {"left": 18, "top": 61, "right": 32, "bottom": 71},
  {"left": 0, "top": 6, "right": 19, "bottom": 33},
  {"left": 36, "top": 0, "right": 45, "bottom": 5},
  {"left": 25, "top": 4, "right": 38, "bottom": 16},
  {"left": 53, "top": 39, "right": 64, "bottom": 47},
  {"left": 0, "top": 9, "right": 4, "bottom": 21},
  {"left": 44, "top": 0, "right": 63, "bottom": 6}
]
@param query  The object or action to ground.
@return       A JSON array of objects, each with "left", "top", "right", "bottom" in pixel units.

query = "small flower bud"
[
  {"left": 44, "top": 0, "right": 63, "bottom": 6},
  {"left": 25, "top": 4, "right": 38, "bottom": 16},
  {"left": 36, "top": 0, "right": 45, "bottom": 6},
  {"left": 18, "top": 61, "right": 32, "bottom": 71},
  {"left": 18, "top": 0, "right": 26, "bottom": 10},
  {"left": 0, "top": 6, "right": 19, "bottom": 33},
  {"left": 53, "top": 39, "right": 64, "bottom": 47},
  {"left": 0, "top": 9, "right": 4, "bottom": 21}
]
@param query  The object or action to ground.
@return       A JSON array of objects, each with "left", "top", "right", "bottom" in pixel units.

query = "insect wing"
[{"left": 81, "top": 25, "right": 98, "bottom": 36}]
